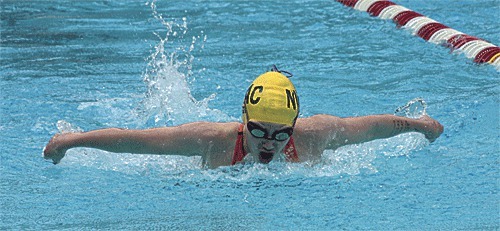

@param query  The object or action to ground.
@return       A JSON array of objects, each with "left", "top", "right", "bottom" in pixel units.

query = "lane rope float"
[{"left": 335, "top": 0, "right": 500, "bottom": 69}]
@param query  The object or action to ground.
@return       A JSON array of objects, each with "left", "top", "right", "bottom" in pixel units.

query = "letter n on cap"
[{"left": 286, "top": 89, "right": 298, "bottom": 110}]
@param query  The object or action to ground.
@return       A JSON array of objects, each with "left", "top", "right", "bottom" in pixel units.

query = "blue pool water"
[{"left": 1, "top": 0, "right": 499, "bottom": 230}]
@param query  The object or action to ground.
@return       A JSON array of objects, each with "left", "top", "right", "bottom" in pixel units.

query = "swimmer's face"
[{"left": 244, "top": 120, "right": 293, "bottom": 164}]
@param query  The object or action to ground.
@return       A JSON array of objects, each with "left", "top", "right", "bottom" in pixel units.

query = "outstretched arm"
[
  {"left": 43, "top": 122, "right": 228, "bottom": 164},
  {"left": 334, "top": 114, "right": 443, "bottom": 147}
]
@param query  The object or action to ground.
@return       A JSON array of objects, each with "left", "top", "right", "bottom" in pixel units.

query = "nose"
[{"left": 261, "top": 140, "right": 275, "bottom": 150}]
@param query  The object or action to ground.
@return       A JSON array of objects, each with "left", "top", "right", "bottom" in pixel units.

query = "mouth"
[{"left": 258, "top": 151, "right": 274, "bottom": 164}]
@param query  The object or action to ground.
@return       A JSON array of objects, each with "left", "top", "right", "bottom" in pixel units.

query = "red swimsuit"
[{"left": 231, "top": 124, "right": 299, "bottom": 165}]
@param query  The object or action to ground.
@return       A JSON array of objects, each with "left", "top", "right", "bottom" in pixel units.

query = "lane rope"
[{"left": 335, "top": 0, "right": 500, "bottom": 69}]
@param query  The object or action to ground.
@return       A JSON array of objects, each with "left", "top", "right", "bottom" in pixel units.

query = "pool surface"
[{"left": 1, "top": 0, "right": 499, "bottom": 230}]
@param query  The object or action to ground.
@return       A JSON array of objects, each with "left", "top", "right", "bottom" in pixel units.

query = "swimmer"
[{"left": 43, "top": 66, "right": 444, "bottom": 168}]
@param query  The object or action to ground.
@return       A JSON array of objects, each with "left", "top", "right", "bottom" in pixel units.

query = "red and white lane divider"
[{"left": 336, "top": 0, "right": 500, "bottom": 68}]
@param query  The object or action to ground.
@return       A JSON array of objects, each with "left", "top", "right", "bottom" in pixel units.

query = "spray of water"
[
  {"left": 135, "top": 0, "right": 229, "bottom": 127},
  {"left": 394, "top": 97, "right": 428, "bottom": 118}
]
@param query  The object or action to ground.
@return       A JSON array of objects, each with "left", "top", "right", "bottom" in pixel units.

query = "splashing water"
[
  {"left": 56, "top": 120, "right": 83, "bottom": 133},
  {"left": 394, "top": 97, "right": 428, "bottom": 119},
  {"left": 135, "top": 0, "right": 229, "bottom": 127}
]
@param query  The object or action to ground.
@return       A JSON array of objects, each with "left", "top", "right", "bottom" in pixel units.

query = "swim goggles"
[{"left": 246, "top": 121, "right": 293, "bottom": 141}]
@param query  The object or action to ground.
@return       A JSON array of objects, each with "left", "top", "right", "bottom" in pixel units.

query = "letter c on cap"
[{"left": 250, "top": 86, "right": 263, "bottom": 104}]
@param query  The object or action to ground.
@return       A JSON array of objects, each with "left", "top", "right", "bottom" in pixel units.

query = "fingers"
[
  {"left": 418, "top": 115, "right": 444, "bottom": 142},
  {"left": 43, "top": 148, "right": 60, "bottom": 164},
  {"left": 428, "top": 120, "right": 444, "bottom": 143},
  {"left": 43, "top": 134, "right": 65, "bottom": 164}
]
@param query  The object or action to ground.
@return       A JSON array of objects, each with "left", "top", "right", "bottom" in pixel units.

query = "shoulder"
[
  {"left": 174, "top": 121, "right": 240, "bottom": 139},
  {"left": 292, "top": 115, "right": 341, "bottom": 143},
  {"left": 295, "top": 114, "right": 344, "bottom": 132},
  {"left": 293, "top": 115, "right": 348, "bottom": 148},
  {"left": 205, "top": 122, "right": 241, "bottom": 138},
  {"left": 147, "top": 121, "right": 240, "bottom": 143},
  {"left": 183, "top": 122, "right": 240, "bottom": 167},
  {"left": 291, "top": 115, "right": 345, "bottom": 161}
]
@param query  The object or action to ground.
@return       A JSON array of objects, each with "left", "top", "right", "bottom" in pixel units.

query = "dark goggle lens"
[
  {"left": 274, "top": 132, "right": 291, "bottom": 141},
  {"left": 250, "top": 128, "right": 266, "bottom": 138},
  {"left": 247, "top": 122, "right": 292, "bottom": 141}
]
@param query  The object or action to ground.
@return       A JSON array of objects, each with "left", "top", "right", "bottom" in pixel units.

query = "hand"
[
  {"left": 418, "top": 115, "right": 444, "bottom": 142},
  {"left": 43, "top": 134, "right": 69, "bottom": 164}
]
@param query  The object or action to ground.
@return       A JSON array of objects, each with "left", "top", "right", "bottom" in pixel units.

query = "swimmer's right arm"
[{"left": 43, "top": 122, "right": 222, "bottom": 164}]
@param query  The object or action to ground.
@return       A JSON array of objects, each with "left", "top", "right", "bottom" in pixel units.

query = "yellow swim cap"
[{"left": 242, "top": 71, "right": 299, "bottom": 127}]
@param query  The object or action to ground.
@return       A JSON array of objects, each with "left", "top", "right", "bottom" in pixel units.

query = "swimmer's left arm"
[
  {"left": 319, "top": 114, "right": 444, "bottom": 148},
  {"left": 338, "top": 114, "right": 443, "bottom": 145}
]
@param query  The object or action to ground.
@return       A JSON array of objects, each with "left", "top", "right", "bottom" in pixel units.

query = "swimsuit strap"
[
  {"left": 231, "top": 124, "right": 246, "bottom": 165},
  {"left": 283, "top": 137, "right": 299, "bottom": 162}
]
